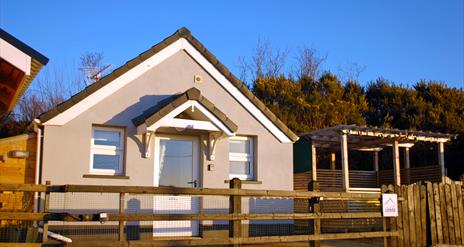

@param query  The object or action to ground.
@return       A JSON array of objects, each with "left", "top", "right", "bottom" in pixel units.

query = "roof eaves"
[
  {"left": 38, "top": 29, "right": 187, "bottom": 123},
  {"left": 0, "top": 28, "right": 49, "bottom": 65},
  {"left": 184, "top": 33, "right": 298, "bottom": 142}
]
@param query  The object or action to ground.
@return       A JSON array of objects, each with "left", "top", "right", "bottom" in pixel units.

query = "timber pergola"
[{"left": 301, "top": 125, "right": 455, "bottom": 191}]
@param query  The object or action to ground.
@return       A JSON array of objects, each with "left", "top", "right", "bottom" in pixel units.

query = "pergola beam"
[
  {"left": 304, "top": 125, "right": 454, "bottom": 145},
  {"left": 311, "top": 137, "right": 415, "bottom": 150},
  {"left": 344, "top": 129, "right": 451, "bottom": 143}
]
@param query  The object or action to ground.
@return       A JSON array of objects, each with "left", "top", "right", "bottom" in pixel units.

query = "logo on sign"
[{"left": 382, "top": 194, "right": 398, "bottom": 217}]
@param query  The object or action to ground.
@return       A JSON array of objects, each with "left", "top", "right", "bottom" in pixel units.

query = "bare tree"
[
  {"left": 15, "top": 52, "right": 105, "bottom": 123},
  {"left": 1, "top": 51, "right": 106, "bottom": 137},
  {"left": 237, "top": 38, "right": 288, "bottom": 84},
  {"left": 16, "top": 66, "right": 70, "bottom": 123},
  {"left": 237, "top": 56, "right": 250, "bottom": 83},
  {"left": 79, "top": 52, "right": 105, "bottom": 86},
  {"left": 293, "top": 47, "right": 327, "bottom": 81},
  {"left": 338, "top": 62, "right": 366, "bottom": 82}
]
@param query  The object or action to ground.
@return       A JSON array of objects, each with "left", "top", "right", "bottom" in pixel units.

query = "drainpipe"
[{"left": 33, "top": 118, "right": 43, "bottom": 214}]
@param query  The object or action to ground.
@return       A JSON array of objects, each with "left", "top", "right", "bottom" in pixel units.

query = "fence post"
[
  {"left": 381, "top": 184, "right": 398, "bottom": 247},
  {"left": 42, "top": 180, "right": 50, "bottom": 243},
  {"left": 119, "top": 192, "right": 125, "bottom": 241},
  {"left": 308, "top": 180, "right": 320, "bottom": 247},
  {"left": 230, "top": 178, "right": 242, "bottom": 246}
]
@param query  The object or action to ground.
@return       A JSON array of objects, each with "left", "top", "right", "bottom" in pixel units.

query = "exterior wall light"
[{"left": 8, "top": 150, "right": 30, "bottom": 159}]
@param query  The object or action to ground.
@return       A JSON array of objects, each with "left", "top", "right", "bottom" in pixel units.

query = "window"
[
  {"left": 90, "top": 126, "right": 124, "bottom": 175},
  {"left": 229, "top": 136, "right": 254, "bottom": 180}
]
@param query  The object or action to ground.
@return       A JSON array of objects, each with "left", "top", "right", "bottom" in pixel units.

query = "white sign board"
[{"left": 382, "top": 193, "right": 398, "bottom": 217}]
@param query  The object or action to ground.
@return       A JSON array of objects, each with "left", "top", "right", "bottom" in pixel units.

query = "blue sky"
[{"left": 1, "top": 0, "right": 463, "bottom": 88}]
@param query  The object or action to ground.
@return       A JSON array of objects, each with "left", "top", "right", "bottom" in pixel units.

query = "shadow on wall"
[
  {"left": 126, "top": 198, "right": 140, "bottom": 240},
  {"left": 103, "top": 94, "right": 174, "bottom": 157}
]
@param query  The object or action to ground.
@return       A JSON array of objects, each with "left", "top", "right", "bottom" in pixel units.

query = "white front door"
[{"left": 153, "top": 135, "right": 200, "bottom": 237}]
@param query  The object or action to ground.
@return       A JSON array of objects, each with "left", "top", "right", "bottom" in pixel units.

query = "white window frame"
[
  {"left": 229, "top": 136, "right": 254, "bottom": 180},
  {"left": 90, "top": 126, "right": 125, "bottom": 175}
]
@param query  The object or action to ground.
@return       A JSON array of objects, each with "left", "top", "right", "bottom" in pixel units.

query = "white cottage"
[{"left": 35, "top": 28, "right": 298, "bottom": 239}]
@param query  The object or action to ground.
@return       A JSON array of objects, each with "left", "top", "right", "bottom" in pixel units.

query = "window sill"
[
  {"left": 83, "top": 174, "right": 130, "bottom": 179},
  {"left": 224, "top": 179, "right": 262, "bottom": 185}
]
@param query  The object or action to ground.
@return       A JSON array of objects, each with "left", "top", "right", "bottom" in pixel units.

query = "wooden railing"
[
  {"left": 295, "top": 166, "right": 441, "bottom": 192},
  {"left": 294, "top": 169, "right": 378, "bottom": 192},
  {"left": 378, "top": 165, "right": 441, "bottom": 185},
  {"left": 0, "top": 180, "right": 397, "bottom": 246}
]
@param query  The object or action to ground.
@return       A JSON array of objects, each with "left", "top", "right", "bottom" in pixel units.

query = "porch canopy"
[
  {"left": 301, "top": 124, "right": 455, "bottom": 191},
  {"left": 132, "top": 87, "right": 238, "bottom": 160}
]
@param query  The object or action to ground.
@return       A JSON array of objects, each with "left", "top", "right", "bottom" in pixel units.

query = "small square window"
[
  {"left": 90, "top": 127, "right": 124, "bottom": 175},
  {"left": 229, "top": 136, "right": 254, "bottom": 180}
]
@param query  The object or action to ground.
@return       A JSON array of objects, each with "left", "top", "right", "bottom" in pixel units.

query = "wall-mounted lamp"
[
  {"left": 8, "top": 150, "right": 30, "bottom": 159},
  {"left": 1, "top": 150, "right": 30, "bottom": 162}
]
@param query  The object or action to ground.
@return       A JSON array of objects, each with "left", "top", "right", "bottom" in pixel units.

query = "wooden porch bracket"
[{"left": 142, "top": 132, "right": 154, "bottom": 158}]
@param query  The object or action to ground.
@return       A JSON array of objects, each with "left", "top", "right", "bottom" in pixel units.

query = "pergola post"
[
  {"left": 311, "top": 143, "right": 317, "bottom": 183},
  {"left": 392, "top": 140, "right": 401, "bottom": 187},
  {"left": 404, "top": 147, "right": 410, "bottom": 169},
  {"left": 438, "top": 142, "right": 445, "bottom": 183},
  {"left": 404, "top": 147, "right": 410, "bottom": 184},
  {"left": 373, "top": 151, "right": 379, "bottom": 172},
  {"left": 330, "top": 152, "right": 336, "bottom": 170},
  {"left": 340, "top": 133, "right": 349, "bottom": 192},
  {"left": 374, "top": 151, "right": 379, "bottom": 186}
]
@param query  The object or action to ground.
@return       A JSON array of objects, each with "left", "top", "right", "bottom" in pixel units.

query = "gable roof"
[
  {"left": 38, "top": 27, "right": 298, "bottom": 142},
  {"left": 132, "top": 87, "right": 238, "bottom": 133}
]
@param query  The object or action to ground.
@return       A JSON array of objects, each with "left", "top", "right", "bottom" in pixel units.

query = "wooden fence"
[
  {"left": 0, "top": 180, "right": 398, "bottom": 246},
  {"left": 392, "top": 182, "right": 464, "bottom": 247}
]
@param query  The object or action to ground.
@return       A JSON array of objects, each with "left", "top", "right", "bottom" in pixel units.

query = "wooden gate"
[{"left": 392, "top": 182, "right": 464, "bottom": 247}]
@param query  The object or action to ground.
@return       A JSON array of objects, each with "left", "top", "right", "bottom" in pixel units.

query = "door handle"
[{"left": 187, "top": 180, "right": 198, "bottom": 188}]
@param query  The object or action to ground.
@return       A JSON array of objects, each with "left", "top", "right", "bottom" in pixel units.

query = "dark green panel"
[{"left": 293, "top": 137, "right": 312, "bottom": 173}]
